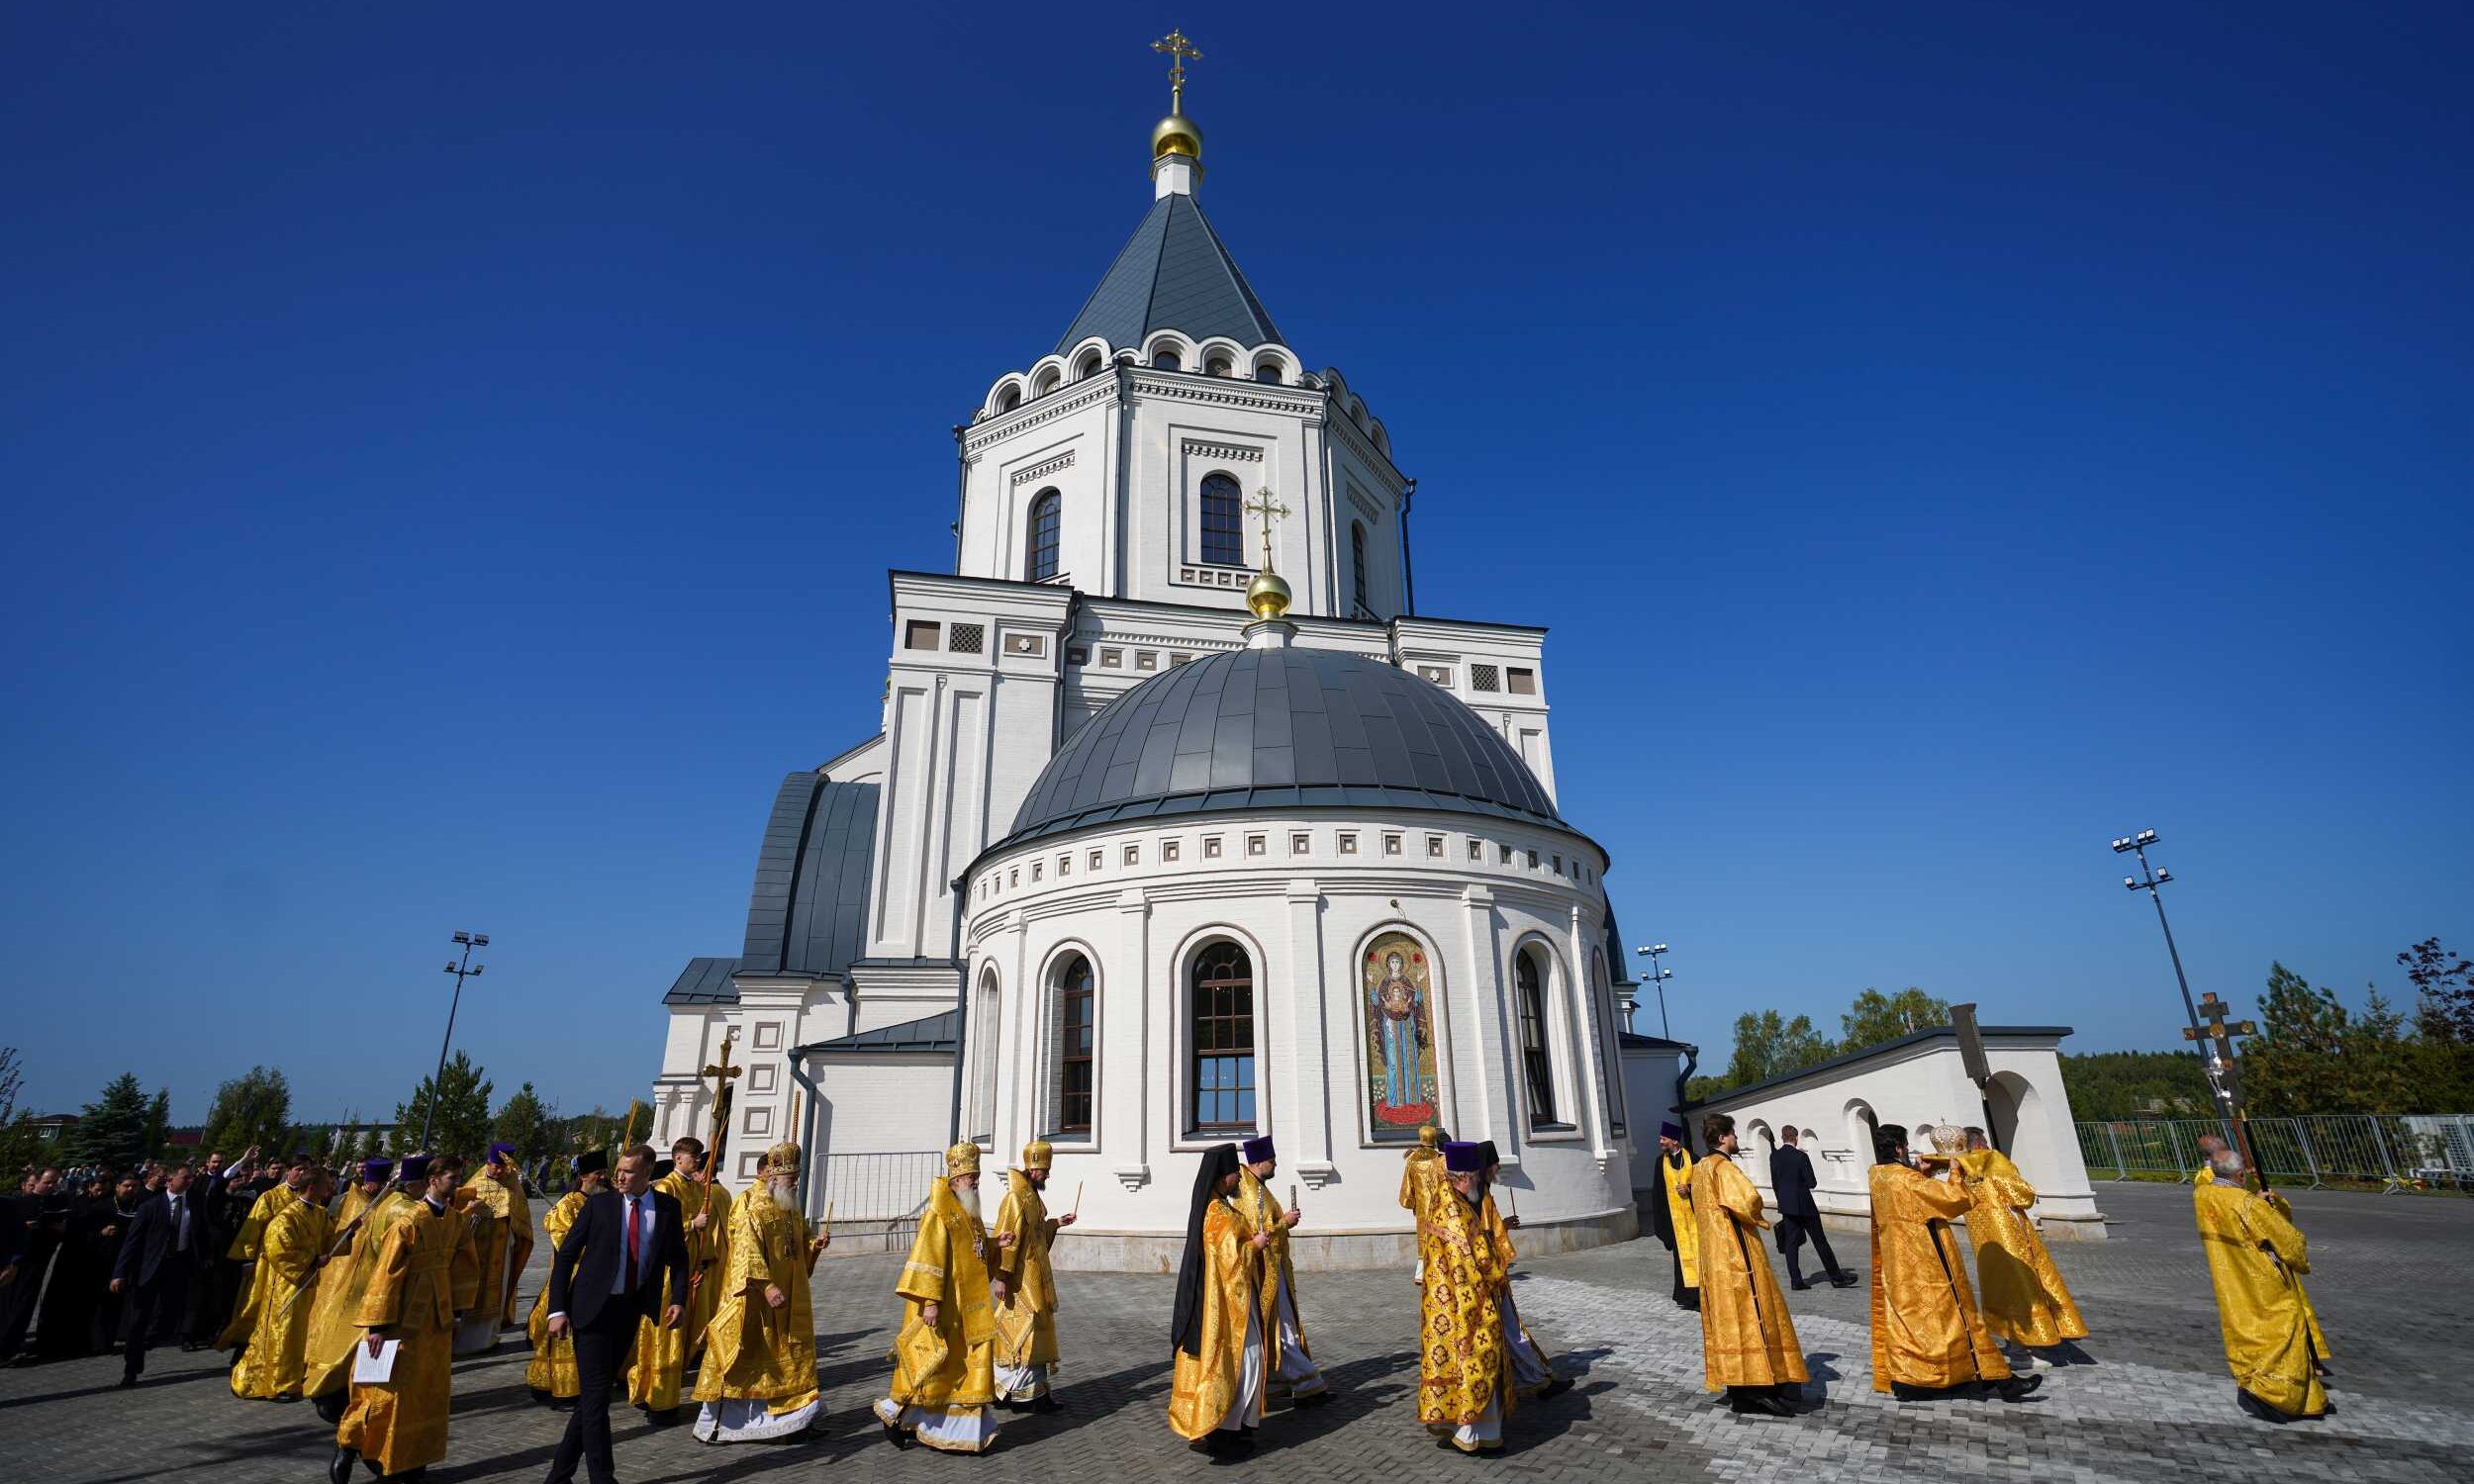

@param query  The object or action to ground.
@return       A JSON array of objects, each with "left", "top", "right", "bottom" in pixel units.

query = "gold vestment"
[
  {"left": 1953, "top": 1148, "right": 2086, "bottom": 1346},
  {"left": 305, "top": 1190, "right": 413, "bottom": 1400},
  {"left": 227, "top": 1183, "right": 290, "bottom": 1261},
  {"left": 336, "top": 1199, "right": 480, "bottom": 1476},
  {"left": 1868, "top": 1161, "right": 2009, "bottom": 1390},
  {"left": 631, "top": 1172, "right": 731, "bottom": 1411},
  {"left": 1663, "top": 1151, "right": 1699, "bottom": 1288},
  {"left": 1168, "top": 1194, "right": 1274, "bottom": 1439},
  {"left": 456, "top": 1169, "right": 533, "bottom": 1328},
  {"left": 1237, "top": 1167, "right": 1310, "bottom": 1348},
  {"left": 523, "top": 1191, "right": 586, "bottom": 1400},
  {"left": 2196, "top": 1164, "right": 2329, "bottom": 1361},
  {"left": 693, "top": 1179, "right": 815, "bottom": 1410},
  {"left": 1689, "top": 1154, "right": 1806, "bottom": 1390},
  {"left": 992, "top": 1171, "right": 1061, "bottom": 1375},
  {"left": 228, "top": 1193, "right": 333, "bottom": 1399},
  {"left": 1412, "top": 1177, "right": 1509, "bottom": 1441},
  {"left": 2195, "top": 1181, "right": 2327, "bottom": 1417}
]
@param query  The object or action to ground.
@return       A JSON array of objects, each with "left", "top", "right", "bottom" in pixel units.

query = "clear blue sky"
[{"left": 4, "top": 4, "right": 2467, "bottom": 1125}]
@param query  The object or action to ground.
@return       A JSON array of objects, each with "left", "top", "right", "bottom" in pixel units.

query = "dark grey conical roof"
[
  {"left": 1000, "top": 647, "right": 1563, "bottom": 847},
  {"left": 1053, "top": 193, "right": 1284, "bottom": 354}
]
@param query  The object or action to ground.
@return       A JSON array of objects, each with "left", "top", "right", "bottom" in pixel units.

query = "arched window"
[
  {"left": 969, "top": 969, "right": 1001, "bottom": 1144},
  {"left": 1052, "top": 954, "right": 1095, "bottom": 1136},
  {"left": 1205, "top": 355, "right": 1234, "bottom": 378},
  {"left": 1592, "top": 951, "right": 1626, "bottom": 1133},
  {"left": 1254, "top": 358, "right": 1283, "bottom": 384},
  {"left": 1075, "top": 349, "right": 1103, "bottom": 381},
  {"left": 995, "top": 385, "right": 1020, "bottom": 415},
  {"left": 1154, "top": 348, "right": 1182, "bottom": 372},
  {"left": 1189, "top": 942, "right": 1256, "bottom": 1132},
  {"left": 1515, "top": 949, "right": 1559, "bottom": 1126},
  {"left": 1198, "top": 473, "right": 1244, "bottom": 567},
  {"left": 1351, "top": 522, "right": 1369, "bottom": 611},
  {"left": 1026, "top": 489, "right": 1061, "bottom": 582},
  {"left": 1032, "top": 367, "right": 1061, "bottom": 398}
]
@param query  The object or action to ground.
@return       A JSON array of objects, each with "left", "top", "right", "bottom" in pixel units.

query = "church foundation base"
[{"left": 1042, "top": 1204, "right": 1640, "bottom": 1273}]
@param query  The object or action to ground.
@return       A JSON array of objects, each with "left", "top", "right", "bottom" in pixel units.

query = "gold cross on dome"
[
  {"left": 1244, "top": 487, "right": 1289, "bottom": 566},
  {"left": 1152, "top": 29, "right": 1202, "bottom": 111}
]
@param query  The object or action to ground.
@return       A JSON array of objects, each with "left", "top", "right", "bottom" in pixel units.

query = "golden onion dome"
[
  {"left": 1152, "top": 112, "right": 1202, "bottom": 160},
  {"left": 1244, "top": 568, "right": 1292, "bottom": 621}
]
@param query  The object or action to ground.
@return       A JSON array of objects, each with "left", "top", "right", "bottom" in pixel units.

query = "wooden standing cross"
[
  {"left": 701, "top": 1030, "right": 742, "bottom": 1173},
  {"left": 2183, "top": 992, "right": 2267, "bottom": 1188}
]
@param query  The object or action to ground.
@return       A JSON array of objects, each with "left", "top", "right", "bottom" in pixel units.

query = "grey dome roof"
[{"left": 1001, "top": 646, "right": 1564, "bottom": 847}]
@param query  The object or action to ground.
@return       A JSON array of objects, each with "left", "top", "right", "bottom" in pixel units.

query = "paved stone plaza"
[{"left": 1, "top": 1182, "right": 2465, "bottom": 1482}]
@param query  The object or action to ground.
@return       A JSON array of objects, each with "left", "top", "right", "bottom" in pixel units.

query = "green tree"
[
  {"left": 1720, "top": 1009, "right": 1836, "bottom": 1090},
  {"left": 0, "top": 1047, "right": 42, "bottom": 1177},
  {"left": 62, "top": 1072, "right": 153, "bottom": 1169},
  {"left": 2399, "top": 936, "right": 2474, "bottom": 1043},
  {"left": 395, "top": 1051, "right": 494, "bottom": 1159},
  {"left": 2055, "top": 1050, "right": 2212, "bottom": 1119},
  {"left": 198, "top": 1066, "right": 295, "bottom": 1160},
  {"left": 1840, "top": 986, "right": 1951, "bottom": 1051},
  {"left": 2244, "top": 963, "right": 2358, "bottom": 1115},
  {"left": 141, "top": 1087, "right": 171, "bottom": 1161},
  {"left": 491, "top": 1083, "right": 559, "bottom": 1168}
]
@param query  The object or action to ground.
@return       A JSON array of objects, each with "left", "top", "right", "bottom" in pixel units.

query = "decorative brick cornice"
[
  {"left": 964, "top": 380, "right": 1116, "bottom": 454},
  {"left": 1010, "top": 449, "right": 1076, "bottom": 486},
  {"left": 1181, "top": 439, "right": 1264, "bottom": 464}
]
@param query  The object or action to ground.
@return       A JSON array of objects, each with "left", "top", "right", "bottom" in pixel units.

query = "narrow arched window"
[
  {"left": 1351, "top": 521, "right": 1369, "bottom": 612},
  {"left": 1516, "top": 949, "right": 1558, "bottom": 1125},
  {"left": 1026, "top": 489, "right": 1061, "bottom": 582},
  {"left": 1255, "top": 358, "right": 1282, "bottom": 384},
  {"left": 1190, "top": 942, "right": 1256, "bottom": 1131},
  {"left": 995, "top": 385, "right": 1020, "bottom": 415},
  {"left": 1205, "top": 355, "right": 1234, "bottom": 378},
  {"left": 1154, "top": 348, "right": 1182, "bottom": 372},
  {"left": 1199, "top": 473, "right": 1243, "bottom": 567},
  {"left": 1053, "top": 954, "right": 1095, "bottom": 1135},
  {"left": 1593, "top": 952, "right": 1625, "bottom": 1133},
  {"left": 1075, "top": 350, "right": 1103, "bottom": 381},
  {"left": 969, "top": 969, "right": 1001, "bottom": 1144}
]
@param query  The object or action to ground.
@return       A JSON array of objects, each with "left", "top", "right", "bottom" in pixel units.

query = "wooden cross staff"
[{"left": 2184, "top": 991, "right": 2268, "bottom": 1189}]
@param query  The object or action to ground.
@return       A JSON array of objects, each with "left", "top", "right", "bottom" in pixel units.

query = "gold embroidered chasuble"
[
  {"left": 1399, "top": 1147, "right": 1443, "bottom": 1220},
  {"left": 2195, "top": 1181, "right": 2328, "bottom": 1418},
  {"left": 305, "top": 1190, "right": 412, "bottom": 1400},
  {"left": 1167, "top": 1194, "right": 1274, "bottom": 1439},
  {"left": 227, "top": 1182, "right": 291, "bottom": 1262},
  {"left": 1236, "top": 1167, "right": 1311, "bottom": 1343},
  {"left": 456, "top": 1169, "right": 534, "bottom": 1327},
  {"left": 1867, "top": 1161, "right": 2010, "bottom": 1391},
  {"left": 1952, "top": 1149, "right": 2086, "bottom": 1347},
  {"left": 2196, "top": 1165, "right": 2329, "bottom": 1360},
  {"left": 523, "top": 1192, "right": 587, "bottom": 1399},
  {"left": 631, "top": 1172, "right": 732, "bottom": 1410},
  {"left": 1412, "top": 1177, "right": 1509, "bottom": 1431},
  {"left": 992, "top": 1171, "right": 1061, "bottom": 1371},
  {"left": 1663, "top": 1151, "right": 1699, "bottom": 1288},
  {"left": 888, "top": 1178, "right": 999, "bottom": 1413},
  {"left": 227, "top": 1193, "right": 333, "bottom": 1398},
  {"left": 692, "top": 1179, "right": 815, "bottom": 1408},
  {"left": 1688, "top": 1155, "right": 1807, "bottom": 1390},
  {"left": 337, "top": 1199, "right": 481, "bottom": 1476}
]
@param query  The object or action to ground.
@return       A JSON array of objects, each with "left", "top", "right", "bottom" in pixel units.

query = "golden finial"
[
  {"left": 1152, "top": 29, "right": 1201, "bottom": 113},
  {"left": 1150, "top": 30, "right": 1204, "bottom": 161},
  {"left": 1242, "top": 486, "right": 1292, "bottom": 620}
]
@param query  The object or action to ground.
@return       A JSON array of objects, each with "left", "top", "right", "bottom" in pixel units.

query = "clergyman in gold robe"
[
  {"left": 1168, "top": 1144, "right": 1274, "bottom": 1458},
  {"left": 451, "top": 1143, "right": 532, "bottom": 1354},
  {"left": 1952, "top": 1127, "right": 2086, "bottom": 1355},
  {"left": 876, "top": 1142, "right": 1007, "bottom": 1453},
  {"left": 992, "top": 1140, "right": 1077, "bottom": 1410},
  {"left": 2195, "top": 1147, "right": 2328, "bottom": 1423},
  {"left": 1415, "top": 1141, "right": 1511, "bottom": 1452},
  {"left": 221, "top": 1154, "right": 315, "bottom": 1341},
  {"left": 1475, "top": 1140, "right": 1569, "bottom": 1398},
  {"left": 630, "top": 1135, "right": 731, "bottom": 1423},
  {"left": 1868, "top": 1124, "right": 2040, "bottom": 1403},
  {"left": 692, "top": 1140, "right": 826, "bottom": 1442},
  {"left": 1238, "top": 1135, "right": 1329, "bottom": 1406},
  {"left": 332, "top": 1153, "right": 482, "bottom": 1483},
  {"left": 227, "top": 1164, "right": 335, "bottom": 1400},
  {"left": 1655, "top": 1122, "right": 1700, "bottom": 1311},
  {"left": 2197, "top": 1134, "right": 2329, "bottom": 1371},
  {"left": 1689, "top": 1114, "right": 1807, "bottom": 1417},
  {"left": 308, "top": 1159, "right": 412, "bottom": 1425},
  {"left": 525, "top": 1152, "right": 604, "bottom": 1408}
]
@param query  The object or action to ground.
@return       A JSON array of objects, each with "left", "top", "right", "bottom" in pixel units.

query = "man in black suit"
[
  {"left": 542, "top": 1145, "right": 688, "bottom": 1484},
  {"left": 111, "top": 1162, "right": 201, "bottom": 1386},
  {"left": 1768, "top": 1127, "right": 1856, "bottom": 1290}
]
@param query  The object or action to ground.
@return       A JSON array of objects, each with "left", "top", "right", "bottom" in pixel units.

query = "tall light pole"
[
  {"left": 1633, "top": 943, "right": 1674, "bottom": 1038},
  {"left": 421, "top": 931, "right": 489, "bottom": 1150},
  {"left": 2112, "top": 830, "right": 2256, "bottom": 1180}
]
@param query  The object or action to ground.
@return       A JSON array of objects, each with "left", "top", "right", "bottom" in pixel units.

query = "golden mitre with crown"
[{"left": 945, "top": 1142, "right": 982, "bottom": 1178}]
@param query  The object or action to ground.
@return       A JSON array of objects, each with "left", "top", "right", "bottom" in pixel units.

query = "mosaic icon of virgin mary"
[{"left": 1364, "top": 934, "right": 1438, "bottom": 1128}]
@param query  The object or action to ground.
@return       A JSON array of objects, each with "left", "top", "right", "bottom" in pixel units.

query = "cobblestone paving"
[{"left": 1, "top": 1182, "right": 2465, "bottom": 1483}]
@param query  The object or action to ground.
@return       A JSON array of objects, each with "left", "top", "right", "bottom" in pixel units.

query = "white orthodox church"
[{"left": 649, "top": 53, "right": 1661, "bottom": 1268}]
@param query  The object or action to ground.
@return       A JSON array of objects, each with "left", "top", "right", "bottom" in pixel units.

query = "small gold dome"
[
  {"left": 1245, "top": 568, "right": 1292, "bottom": 621},
  {"left": 1152, "top": 113, "right": 1202, "bottom": 160}
]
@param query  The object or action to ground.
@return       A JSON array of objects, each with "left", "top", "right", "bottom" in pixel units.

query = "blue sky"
[{"left": 4, "top": 3, "right": 2467, "bottom": 1124}]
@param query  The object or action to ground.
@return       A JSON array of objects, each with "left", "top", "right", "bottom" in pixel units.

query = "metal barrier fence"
[
  {"left": 809, "top": 1150, "right": 945, "bottom": 1252},
  {"left": 2074, "top": 1114, "right": 2474, "bottom": 1192}
]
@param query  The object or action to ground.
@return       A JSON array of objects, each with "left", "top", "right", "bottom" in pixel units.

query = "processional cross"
[
  {"left": 701, "top": 1028, "right": 742, "bottom": 1162},
  {"left": 1152, "top": 29, "right": 1202, "bottom": 112},
  {"left": 2182, "top": 991, "right": 2255, "bottom": 1105},
  {"left": 1244, "top": 487, "right": 1289, "bottom": 570}
]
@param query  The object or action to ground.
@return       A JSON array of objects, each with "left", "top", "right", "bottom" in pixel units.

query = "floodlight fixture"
[{"left": 422, "top": 930, "right": 493, "bottom": 1149}]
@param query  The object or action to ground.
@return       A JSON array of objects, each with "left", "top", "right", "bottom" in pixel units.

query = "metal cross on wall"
[{"left": 1244, "top": 488, "right": 1288, "bottom": 570}]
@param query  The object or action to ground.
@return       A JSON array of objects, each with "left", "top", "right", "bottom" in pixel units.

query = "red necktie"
[{"left": 624, "top": 1196, "right": 641, "bottom": 1291}]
